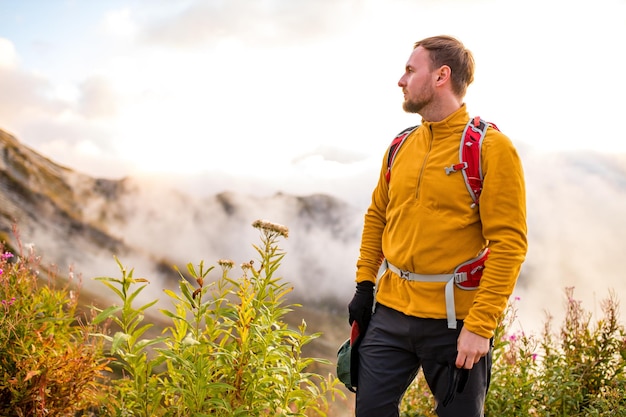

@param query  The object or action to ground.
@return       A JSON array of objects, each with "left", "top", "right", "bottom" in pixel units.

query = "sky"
[{"left": 1, "top": 0, "right": 626, "bottom": 205}]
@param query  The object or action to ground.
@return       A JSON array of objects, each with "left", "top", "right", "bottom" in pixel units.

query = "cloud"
[
  {"left": 101, "top": 7, "right": 137, "bottom": 38},
  {"left": 139, "top": 0, "right": 364, "bottom": 47},
  {"left": 16, "top": 118, "right": 130, "bottom": 178},
  {"left": 2, "top": 0, "right": 626, "bottom": 188},
  {"left": 78, "top": 76, "right": 118, "bottom": 119},
  {"left": 0, "top": 38, "right": 17, "bottom": 68},
  {"left": 0, "top": 37, "right": 125, "bottom": 177},
  {"left": 0, "top": 58, "right": 68, "bottom": 133},
  {"left": 292, "top": 145, "right": 369, "bottom": 165}
]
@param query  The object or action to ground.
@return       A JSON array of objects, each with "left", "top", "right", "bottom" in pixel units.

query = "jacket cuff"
[{"left": 463, "top": 313, "right": 497, "bottom": 339}]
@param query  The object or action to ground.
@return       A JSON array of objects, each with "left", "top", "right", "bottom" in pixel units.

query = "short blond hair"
[{"left": 414, "top": 35, "right": 475, "bottom": 97}]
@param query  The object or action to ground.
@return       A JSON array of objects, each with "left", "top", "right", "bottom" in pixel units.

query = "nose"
[{"left": 398, "top": 74, "right": 406, "bottom": 87}]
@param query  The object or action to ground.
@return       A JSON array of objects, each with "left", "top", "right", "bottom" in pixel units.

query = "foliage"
[
  {"left": 399, "top": 368, "right": 436, "bottom": 417},
  {"left": 0, "top": 232, "right": 111, "bottom": 416},
  {"left": 6, "top": 214, "right": 625, "bottom": 417},
  {"left": 93, "top": 219, "right": 343, "bottom": 416},
  {"left": 400, "top": 289, "right": 626, "bottom": 416}
]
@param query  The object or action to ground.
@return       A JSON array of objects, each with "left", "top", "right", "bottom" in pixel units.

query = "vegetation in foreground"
[
  {"left": 400, "top": 289, "right": 626, "bottom": 416},
  {"left": 0, "top": 221, "right": 343, "bottom": 416},
  {"left": 1, "top": 220, "right": 625, "bottom": 416},
  {"left": 0, "top": 232, "right": 111, "bottom": 416}
]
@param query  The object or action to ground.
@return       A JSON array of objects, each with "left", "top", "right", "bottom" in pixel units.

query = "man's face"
[{"left": 398, "top": 46, "right": 436, "bottom": 114}]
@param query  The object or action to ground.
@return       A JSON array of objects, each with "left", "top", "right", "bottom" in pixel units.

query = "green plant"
[
  {"left": 399, "top": 289, "right": 626, "bottom": 417},
  {"left": 94, "top": 219, "right": 343, "bottom": 416},
  {"left": 399, "top": 368, "right": 436, "bottom": 417},
  {"left": 92, "top": 258, "right": 166, "bottom": 416},
  {"left": 0, "top": 234, "right": 111, "bottom": 416},
  {"left": 485, "top": 297, "right": 540, "bottom": 416},
  {"left": 529, "top": 288, "right": 626, "bottom": 416}
]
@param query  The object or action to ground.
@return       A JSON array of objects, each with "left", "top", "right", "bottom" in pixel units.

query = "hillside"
[
  {"left": 0, "top": 129, "right": 363, "bottom": 304},
  {"left": 0, "top": 127, "right": 361, "bottom": 413},
  {"left": 2, "top": 127, "right": 626, "bottom": 414}
]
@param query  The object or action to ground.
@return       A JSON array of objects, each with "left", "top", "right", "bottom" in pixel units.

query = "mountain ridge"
[{"left": 0, "top": 128, "right": 363, "bottom": 307}]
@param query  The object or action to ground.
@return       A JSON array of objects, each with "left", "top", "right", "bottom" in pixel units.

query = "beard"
[
  {"left": 402, "top": 86, "right": 434, "bottom": 114},
  {"left": 402, "top": 98, "right": 425, "bottom": 114}
]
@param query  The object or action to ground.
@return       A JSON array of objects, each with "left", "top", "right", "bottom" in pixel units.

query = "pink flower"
[{"left": 1, "top": 297, "right": 16, "bottom": 307}]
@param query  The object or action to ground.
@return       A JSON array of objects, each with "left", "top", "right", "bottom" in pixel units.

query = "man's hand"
[
  {"left": 455, "top": 326, "right": 490, "bottom": 369},
  {"left": 348, "top": 281, "right": 375, "bottom": 332}
]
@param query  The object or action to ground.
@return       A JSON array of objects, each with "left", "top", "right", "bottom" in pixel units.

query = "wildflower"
[
  {"left": 252, "top": 219, "right": 289, "bottom": 239},
  {"left": 1, "top": 297, "right": 16, "bottom": 308},
  {"left": 182, "top": 333, "right": 200, "bottom": 346},
  {"left": 0, "top": 268, "right": 3, "bottom": 276},
  {"left": 1, "top": 252, "right": 13, "bottom": 260},
  {"left": 218, "top": 259, "right": 234, "bottom": 269},
  {"left": 241, "top": 262, "right": 253, "bottom": 271}
]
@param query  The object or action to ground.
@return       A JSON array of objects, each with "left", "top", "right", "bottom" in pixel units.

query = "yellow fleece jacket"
[{"left": 356, "top": 105, "right": 527, "bottom": 338}]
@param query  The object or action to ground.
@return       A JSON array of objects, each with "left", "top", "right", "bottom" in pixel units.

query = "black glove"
[{"left": 348, "top": 281, "right": 375, "bottom": 332}]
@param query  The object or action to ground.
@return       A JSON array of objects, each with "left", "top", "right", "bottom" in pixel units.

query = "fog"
[
  {"left": 76, "top": 145, "right": 626, "bottom": 337},
  {"left": 7, "top": 136, "right": 624, "bottom": 338}
]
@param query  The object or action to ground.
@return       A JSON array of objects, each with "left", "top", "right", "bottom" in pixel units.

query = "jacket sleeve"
[
  {"left": 463, "top": 130, "right": 528, "bottom": 338},
  {"left": 355, "top": 154, "right": 390, "bottom": 284}
]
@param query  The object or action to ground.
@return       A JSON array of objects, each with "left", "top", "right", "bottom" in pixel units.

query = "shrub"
[
  {"left": 486, "top": 289, "right": 626, "bottom": 416},
  {"left": 93, "top": 219, "right": 343, "bottom": 416},
  {"left": 0, "top": 234, "right": 111, "bottom": 416},
  {"left": 399, "top": 368, "right": 436, "bottom": 417},
  {"left": 400, "top": 289, "right": 626, "bottom": 416}
]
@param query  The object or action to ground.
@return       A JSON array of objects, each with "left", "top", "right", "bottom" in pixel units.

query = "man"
[{"left": 348, "top": 35, "right": 527, "bottom": 417}]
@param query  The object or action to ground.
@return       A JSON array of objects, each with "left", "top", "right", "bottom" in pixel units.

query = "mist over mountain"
[
  {"left": 0, "top": 128, "right": 363, "bottom": 310},
  {"left": 1, "top": 127, "right": 626, "bottom": 333}
]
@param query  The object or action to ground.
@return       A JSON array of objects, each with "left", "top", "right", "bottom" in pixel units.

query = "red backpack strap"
[
  {"left": 385, "top": 125, "right": 419, "bottom": 182},
  {"left": 446, "top": 116, "right": 499, "bottom": 207}
]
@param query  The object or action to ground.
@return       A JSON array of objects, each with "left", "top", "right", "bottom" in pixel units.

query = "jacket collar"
[{"left": 421, "top": 104, "right": 469, "bottom": 137}]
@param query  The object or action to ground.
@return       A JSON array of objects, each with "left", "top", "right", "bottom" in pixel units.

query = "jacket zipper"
[{"left": 415, "top": 125, "right": 434, "bottom": 200}]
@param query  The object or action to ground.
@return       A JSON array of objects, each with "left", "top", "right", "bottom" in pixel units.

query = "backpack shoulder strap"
[
  {"left": 451, "top": 116, "right": 499, "bottom": 207},
  {"left": 385, "top": 125, "right": 419, "bottom": 182},
  {"left": 386, "top": 117, "right": 498, "bottom": 207}
]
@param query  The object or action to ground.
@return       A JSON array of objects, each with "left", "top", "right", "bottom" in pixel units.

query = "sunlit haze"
[{"left": 1, "top": 0, "right": 625, "bottom": 204}]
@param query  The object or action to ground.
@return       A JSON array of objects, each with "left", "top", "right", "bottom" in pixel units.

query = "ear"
[{"left": 434, "top": 65, "right": 451, "bottom": 87}]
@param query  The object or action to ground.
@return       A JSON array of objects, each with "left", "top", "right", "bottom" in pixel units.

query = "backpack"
[{"left": 384, "top": 116, "right": 499, "bottom": 207}]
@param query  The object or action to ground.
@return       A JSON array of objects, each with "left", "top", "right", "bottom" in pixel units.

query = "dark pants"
[{"left": 355, "top": 304, "right": 492, "bottom": 417}]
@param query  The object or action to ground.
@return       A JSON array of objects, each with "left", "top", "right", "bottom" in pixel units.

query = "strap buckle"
[
  {"left": 453, "top": 272, "right": 468, "bottom": 284},
  {"left": 444, "top": 162, "right": 468, "bottom": 175}
]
